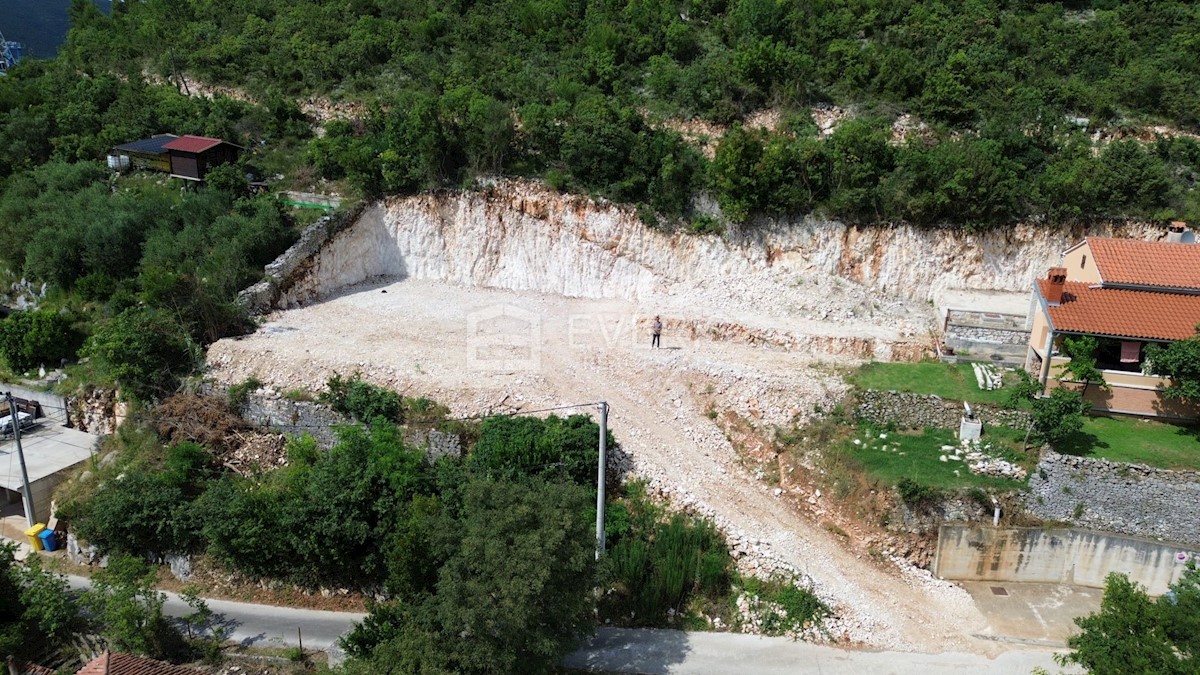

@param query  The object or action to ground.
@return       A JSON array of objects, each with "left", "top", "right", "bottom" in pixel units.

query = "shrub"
[
  {"left": 321, "top": 372, "right": 403, "bottom": 423},
  {"left": 227, "top": 375, "right": 262, "bottom": 408},
  {"left": 469, "top": 414, "right": 609, "bottom": 485},
  {"left": 0, "top": 309, "right": 83, "bottom": 373},
  {"left": 83, "top": 307, "right": 200, "bottom": 401},
  {"left": 896, "top": 477, "right": 941, "bottom": 506},
  {"left": 740, "top": 574, "right": 831, "bottom": 635},
  {"left": 75, "top": 469, "right": 199, "bottom": 556},
  {"left": 601, "top": 500, "right": 733, "bottom": 627}
]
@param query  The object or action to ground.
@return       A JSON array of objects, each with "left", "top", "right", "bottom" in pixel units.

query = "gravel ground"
[{"left": 208, "top": 278, "right": 988, "bottom": 653}]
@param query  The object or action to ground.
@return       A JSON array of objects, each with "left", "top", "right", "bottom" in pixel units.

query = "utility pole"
[
  {"left": 6, "top": 392, "right": 34, "bottom": 527},
  {"left": 595, "top": 401, "right": 608, "bottom": 560}
]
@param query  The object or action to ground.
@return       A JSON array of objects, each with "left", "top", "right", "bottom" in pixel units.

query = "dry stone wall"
[
  {"left": 1025, "top": 452, "right": 1200, "bottom": 546},
  {"left": 237, "top": 204, "right": 365, "bottom": 314},
  {"left": 855, "top": 390, "right": 1031, "bottom": 430},
  {"left": 238, "top": 393, "right": 347, "bottom": 448}
]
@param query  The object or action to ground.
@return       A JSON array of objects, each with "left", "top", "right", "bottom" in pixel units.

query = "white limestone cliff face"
[{"left": 276, "top": 180, "right": 1162, "bottom": 309}]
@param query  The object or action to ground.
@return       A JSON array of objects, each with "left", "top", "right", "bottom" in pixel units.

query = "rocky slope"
[{"left": 271, "top": 180, "right": 1162, "bottom": 314}]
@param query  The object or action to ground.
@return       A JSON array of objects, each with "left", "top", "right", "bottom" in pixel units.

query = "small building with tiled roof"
[
  {"left": 109, "top": 134, "right": 241, "bottom": 182},
  {"left": 74, "top": 651, "right": 205, "bottom": 675},
  {"left": 1027, "top": 225, "right": 1200, "bottom": 419},
  {"left": 163, "top": 135, "right": 242, "bottom": 182}
]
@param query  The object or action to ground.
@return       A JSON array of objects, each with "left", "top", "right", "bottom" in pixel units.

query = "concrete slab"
[
  {"left": 961, "top": 581, "right": 1102, "bottom": 646},
  {"left": 936, "top": 289, "right": 1032, "bottom": 321},
  {"left": 0, "top": 420, "right": 97, "bottom": 489}
]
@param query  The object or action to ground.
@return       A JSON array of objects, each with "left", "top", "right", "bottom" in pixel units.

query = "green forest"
[
  {"left": 1, "top": 0, "right": 1200, "bottom": 392},
  {"left": 49, "top": 0, "right": 1200, "bottom": 226}
]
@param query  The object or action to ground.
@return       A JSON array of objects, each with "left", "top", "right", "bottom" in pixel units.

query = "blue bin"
[{"left": 38, "top": 529, "right": 58, "bottom": 552}]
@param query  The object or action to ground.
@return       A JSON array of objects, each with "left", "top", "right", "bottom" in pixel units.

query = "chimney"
[
  {"left": 1045, "top": 267, "right": 1067, "bottom": 304},
  {"left": 1167, "top": 220, "right": 1190, "bottom": 244}
]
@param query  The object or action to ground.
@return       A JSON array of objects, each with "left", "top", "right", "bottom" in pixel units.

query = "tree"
[
  {"left": 1056, "top": 565, "right": 1199, "bottom": 674},
  {"left": 83, "top": 307, "right": 200, "bottom": 401},
  {"left": 1007, "top": 368, "right": 1045, "bottom": 448},
  {"left": 0, "top": 309, "right": 83, "bottom": 373},
  {"left": 1145, "top": 332, "right": 1200, "bottom": 404},
  {"left": 0, "top": 542, "right": 82, "bottom": 661},
  {"left": 342, "top": 477, "right": 596, "bottom": 674},
  {"left": 1030, "top": 387, "right": 1092, "bottom": 447},
  {"left": 80, "top": 556, "right": 186, "bottom": 659},
  {"left": 1061, "top": 335, "right": 1107, "bottom": 395}
]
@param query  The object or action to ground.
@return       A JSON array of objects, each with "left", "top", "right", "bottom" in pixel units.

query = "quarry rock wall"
[{"left": 260, "top": 181, "right": 1162, "bottom": 310}]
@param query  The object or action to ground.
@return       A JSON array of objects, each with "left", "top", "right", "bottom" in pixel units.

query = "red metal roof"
[
  {"left": 76, "top": 652, "right": 205, "bottom": 675},
  {"left": 1039, "top": 280, "right": 1200, "bottom": 341},
  {"left": 162, "top": 135, "right": 226, "bottom": 153},
  {"left": 1086, "top": 237, "right": 1200, "bottom": 290}
]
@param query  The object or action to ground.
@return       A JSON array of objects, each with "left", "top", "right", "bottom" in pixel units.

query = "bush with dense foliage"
[
  {"left": 1056, "top": 564, "right": 1199, "bottom": 675},
  {"left": 0, "top": 309, "right": 83, "bottom": 373},
  {"left": 469, "top": 413, "right": 610, "bottom": 485}
]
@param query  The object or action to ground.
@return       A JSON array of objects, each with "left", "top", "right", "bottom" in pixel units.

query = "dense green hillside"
[
  {"left": 51, "top": 0, "right": 1200, "bottom": 226},
  {"left": 2, "top": 0, "right": 1200, "bottom": 391}
]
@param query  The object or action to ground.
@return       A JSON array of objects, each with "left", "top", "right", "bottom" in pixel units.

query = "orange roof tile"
[
  {"left": 162, "top": 135, "right": 227, "bottom": 153},
  {"left": 76, "top": 652, "right": 205, "bottom": 675},
  {"left": 1087, "top": 237, "right": 1200, "bottom": 290},
  {"left": 1039, "top": 280, "right": 1200, "bottom": 341}
]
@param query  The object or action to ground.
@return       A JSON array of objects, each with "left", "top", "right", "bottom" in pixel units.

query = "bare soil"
[{"left": 208, "top": 278, "right": 995, "bottom": 654}]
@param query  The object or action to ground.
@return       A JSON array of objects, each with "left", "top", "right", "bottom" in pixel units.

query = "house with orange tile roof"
[
  {"left": 73, "top": 651, "right": 205, "bottom": 675},
  {"left": 1026, "top": 224, "right": 1200, "bottom": 419}
]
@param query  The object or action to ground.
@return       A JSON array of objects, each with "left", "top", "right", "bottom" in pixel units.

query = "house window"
[{"left": 1080, "top": 254, "right": 1087, "bottom": 269}]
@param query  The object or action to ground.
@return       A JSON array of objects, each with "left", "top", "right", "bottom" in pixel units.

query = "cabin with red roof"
[
  {"left": 1027, "top": 223, "right": 1200, "bottom": 419},
  {"left": 163, "top": 135, "right": 242, "bottom": 181}
]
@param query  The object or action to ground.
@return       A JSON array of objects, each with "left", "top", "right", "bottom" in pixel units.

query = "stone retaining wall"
[
  {"left": 237, "top": 204, "right": 364, "bottom": 315},
  {"left": 856, "top": 390, "right": 1031, "bottom": 430},
  {"left": 239, "top": 394, "right": 347, "bottom": 448},
  {"left": 1024, "top": 451, "right": 1200, "bottom": 546},
  {"left": 945, "top": 325, "right": 1030, "bottom": 346}
]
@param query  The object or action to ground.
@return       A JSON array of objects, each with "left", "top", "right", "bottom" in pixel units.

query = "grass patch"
[
  {"left": 850, "top": 362, "right": 1012, "bottom": 405},
  {"left": 738, "top": 574, "right": 831, "bottom": 636},
  {"left": 1056, "top": 415, "right": 1200, "bottom": 470},
  {"left": 842, "top": 424, "right": 1030, "bottom": 492}
]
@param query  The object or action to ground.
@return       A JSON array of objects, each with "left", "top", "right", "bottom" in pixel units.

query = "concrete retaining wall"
[
  {"left": 935, "top": 525, "right": 1200, "bottom": 595},
  {"left": 1023, "top": 451, "right": 1200, "bottom": 545}
]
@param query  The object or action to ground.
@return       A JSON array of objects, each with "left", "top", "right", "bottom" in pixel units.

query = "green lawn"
[
  {"left": 1057, "top": 415, "right": 1200, "bottom": 470},
  {"left": 843, "top": 424, "right": 1030, "bottom": 491},
  {"left": 850, "top": 362, "right": 1012, "bottom": 405}
]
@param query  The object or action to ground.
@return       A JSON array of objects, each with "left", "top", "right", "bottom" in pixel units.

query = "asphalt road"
[
  {"left": 65, "top": 575, "right": 1081, "bottom": 673},
  {"left": 66, "top": 575, "right": 366, "bottom": 651}
]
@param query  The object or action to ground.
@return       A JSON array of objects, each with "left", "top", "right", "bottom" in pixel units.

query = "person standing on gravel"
[{"left": 651, "top": 315, "right": 662, "bottom": 349}]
